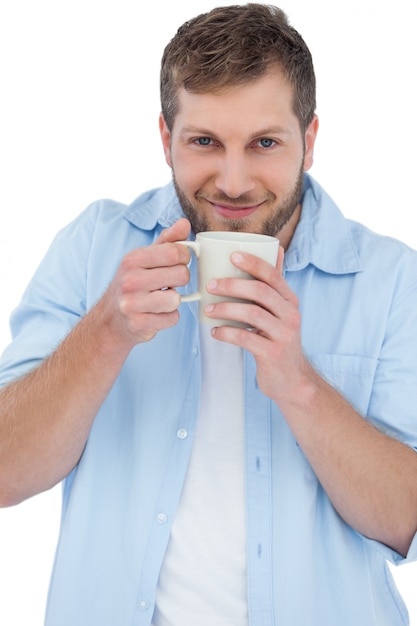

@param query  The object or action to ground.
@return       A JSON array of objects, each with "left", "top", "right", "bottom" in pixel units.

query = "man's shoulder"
[
  {"left": 303, "top": 174, "right": 417, "bottom": 271},
  {"left": 77, "top": 181, "right": 180, "bottom": 230}
]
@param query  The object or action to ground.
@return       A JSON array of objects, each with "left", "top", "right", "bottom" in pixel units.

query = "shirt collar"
[
  {"left": 285, "top": 174, "right": 362, "bottom": 275},
  {"left": 122, "top": 183, "right": 183, "bottom": 230}
]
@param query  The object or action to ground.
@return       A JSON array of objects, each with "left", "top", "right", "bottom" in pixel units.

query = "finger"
[
  {"left": 231, "top": 251, "right": 278, "bottom": 286},
  {"left": 231, "top": 250, "right": 294, "bottom": 301},
  {"left": 276, "top": 245, "right": 285, "bottom": 274},
  {"left": 206, "top": 276, "right": 277, "bottom": 312},
  {"left": 156, "top": 218, "right": 191, "bottom": 245},
  {"left": 121, "top": 264, "right": 190, "bottom": 294},
  {"left": 205, "top": 299, "right": 276, "bottom": 336},
  {"left": 122, "top": 309, "right": 182, "bottom": 343},
  {"left": 123, "top": 237, "right": 190, "bottom": 271},
  {"left": 120, "top": 287, "right": 182, "bottom": 316},
  {"left": 206, "top": 276, "right": 296, "bottom": 327},
  {"left": 211, "top": 321, "right": 270, "bottom": 352}
]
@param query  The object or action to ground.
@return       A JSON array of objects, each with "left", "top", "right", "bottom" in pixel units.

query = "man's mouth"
[{"left": 208, "top": 200, "right": 264, "bottom": 219}]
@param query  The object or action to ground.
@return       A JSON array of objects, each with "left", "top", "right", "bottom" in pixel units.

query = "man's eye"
[
  {"left": 258, "top": 138, "right": 275, "bottom": 148},
  {"left": 196, "top": 137, "right": 212, "bottom": 145}
]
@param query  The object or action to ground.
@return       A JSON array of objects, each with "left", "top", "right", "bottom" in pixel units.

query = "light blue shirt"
[{"left": 1, "top": 174, "right": 417, "bottom": 625}]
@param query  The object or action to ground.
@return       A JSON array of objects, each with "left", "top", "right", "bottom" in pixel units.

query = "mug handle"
[{"left": 177, "top": 240, "right": 201, "bottom": 303}]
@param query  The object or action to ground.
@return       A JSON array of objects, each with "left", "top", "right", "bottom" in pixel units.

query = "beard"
[{"left": 172, "top": 164, "right": 304, "bottom": 237}]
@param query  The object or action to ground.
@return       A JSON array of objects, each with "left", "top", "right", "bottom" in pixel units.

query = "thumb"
[
  {"left": 157, "top": 218, "right": 191, "bottom": 245},
  {"left": 275, "top": 245, "right": 285, "bottom": 274}
]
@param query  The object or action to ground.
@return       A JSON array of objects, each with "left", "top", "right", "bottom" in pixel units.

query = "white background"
[{"left": 0, "top": 1, "right": 416, "bottom": 623}]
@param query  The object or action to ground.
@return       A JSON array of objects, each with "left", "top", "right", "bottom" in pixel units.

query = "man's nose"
[{"left": 214, "top": 152, "right": 256, "bottom": 199}]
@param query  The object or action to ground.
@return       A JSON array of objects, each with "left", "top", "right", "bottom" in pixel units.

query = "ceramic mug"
[{"left": 178, "top": 231, "right": 279, "bottom": 326}]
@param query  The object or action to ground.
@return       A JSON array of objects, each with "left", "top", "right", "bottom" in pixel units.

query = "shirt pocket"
[{"left": 307, "top": 353, "right": 379, "bottom": 417}]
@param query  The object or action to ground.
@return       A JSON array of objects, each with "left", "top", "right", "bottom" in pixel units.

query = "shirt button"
[
  {"left": 177, "top": 428, "right": 188, "bottom": 439},
  {"left": 157, "top": 513, "right": 168, "bottom": 524},
  {"left": 139, "top": 600, "right": 149, "bottom": 610},
  {"left": 192, "top": 346, "right": 199, "bottom": 356}
]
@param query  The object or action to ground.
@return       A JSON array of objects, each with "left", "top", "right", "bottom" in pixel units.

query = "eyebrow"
[
  {"left": 249, "top": 126, "right": 294, "bottom": 139},
  {"left": 180, "top": 125, "right": 293, "bottom": 139}
]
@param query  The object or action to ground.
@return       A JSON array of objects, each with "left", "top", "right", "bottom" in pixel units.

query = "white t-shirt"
[{"left": 152, "top": 325, "right": 248, "bottom": 626}]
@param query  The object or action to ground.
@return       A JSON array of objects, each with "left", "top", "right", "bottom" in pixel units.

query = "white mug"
[{"left": 178, "top": 231, "right": 279, "bottom": 326}]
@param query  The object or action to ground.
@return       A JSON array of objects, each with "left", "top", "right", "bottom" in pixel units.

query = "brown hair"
[{"left": 160, "top": 3, "right": 316, "bottom": 133}]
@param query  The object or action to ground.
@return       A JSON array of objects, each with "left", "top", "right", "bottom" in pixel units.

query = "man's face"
[{"left": 160, "top": 70, "right": 318, "bottom": 245}]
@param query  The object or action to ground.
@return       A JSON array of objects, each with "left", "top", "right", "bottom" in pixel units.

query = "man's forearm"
[
  {"left": 278, "top": 364, "right": 417, "bottom": 557},
  {"left": 0, "top": 300, "right": 133, "bottom": 507}
]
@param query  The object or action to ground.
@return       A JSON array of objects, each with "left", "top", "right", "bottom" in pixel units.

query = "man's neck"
[{"left": 277, "top": 202, "right": 301, "bottom": 250}]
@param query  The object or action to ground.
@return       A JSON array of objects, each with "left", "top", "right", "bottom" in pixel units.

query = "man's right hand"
[{"left": 98, "top": 217, "right": 192, "bottom": 347}]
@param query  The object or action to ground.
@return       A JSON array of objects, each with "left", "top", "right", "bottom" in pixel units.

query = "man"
[{"left": 0, "top": 3, "right": 417, "bottom": 625}]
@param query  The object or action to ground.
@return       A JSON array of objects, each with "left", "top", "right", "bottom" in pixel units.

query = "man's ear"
[
  {"left": 159, "top": 113, "right": 172, "bottom": 168},
  {"left": 303, "top": 114, "right": 319, "bottom": 172}
]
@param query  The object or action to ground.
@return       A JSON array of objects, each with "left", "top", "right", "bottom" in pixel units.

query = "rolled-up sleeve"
[{"left": 0, "top": 207, "right": 97, "bottom": 387}]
